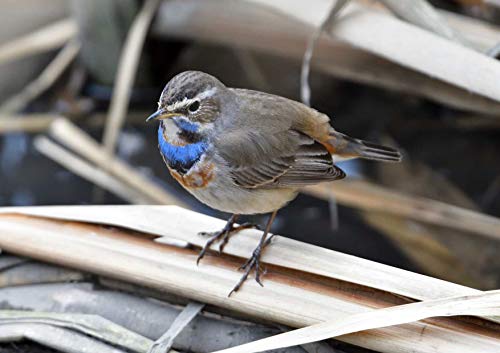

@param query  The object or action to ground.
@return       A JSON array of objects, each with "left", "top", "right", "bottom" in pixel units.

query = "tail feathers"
[
  {"left": 328, "top": 132, "right": 402, "bottom": 163},
  {"left": 356, "top": 139, "right": 402, "bottom": 162}
]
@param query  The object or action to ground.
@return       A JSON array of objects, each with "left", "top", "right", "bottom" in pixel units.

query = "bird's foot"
[
  {"left": 229, "top": 235, "right": 274, "bottom": 296},
  {"left": 197, "top": 222, "right": 259, "bottom": 265}
]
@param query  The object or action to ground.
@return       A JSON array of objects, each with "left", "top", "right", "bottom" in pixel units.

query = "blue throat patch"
[
  {"left": 174, "top": 118, "right": 199, "bottom": 133},
  {"left": 157, "top": 124, "right": 208, "bottom": 173}
]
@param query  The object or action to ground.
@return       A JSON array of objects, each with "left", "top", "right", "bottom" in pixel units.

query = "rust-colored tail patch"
[{"left": 323, "top": 131, "right": 402, "bottom": 162}]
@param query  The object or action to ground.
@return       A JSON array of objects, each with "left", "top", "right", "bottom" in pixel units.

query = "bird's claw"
[
  {"left": 230, "top": 248, "right": 266, "bottom": 296},
  {"left": 196, "top": 230, "right": 228, "bottom": 265},
  {"left": 197, "top": 222, "right": 260, "bottom": 264}
]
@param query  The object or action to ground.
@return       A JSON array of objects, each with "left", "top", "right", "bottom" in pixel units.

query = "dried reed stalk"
[
  {"left": 214, "top": 290, "right": 500, "bottom": 353},
  {"left": 48, "top": 118, "right": 186, "bottom": 207},
  {"left": 0, "top": 41, "right": 80, "bottom": 114},
  {"left": 34, "top": 136, "right": 151, "bottom": 204},
  {"left": 305, "top": 180, "right": 500, "bottom": 241},
  {"left": 153, "top": 0, "right": 500, "bottom": 114},
  {"left": 0, "top": 208, "right": 498, "bottom": 353},
  {"left": 0, "top": 19, "right": 77, "bottom": 66},
  {"left": 102, "top": 0, "right": 162, "bottom": 155}
]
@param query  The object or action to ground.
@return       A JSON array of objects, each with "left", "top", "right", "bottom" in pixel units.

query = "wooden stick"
[
  {"left": 48, "top": 118, "right": 187, "bottom": 207},
  {"left": 34, "top": 136, "right": 150, "bottom": 204},
  {"left": 305, "top": 180, "right": 500, "bottom": 242},
  {"left": 0, "top": 211, "right": 497, "bottom": 353},
  {"left": 0, "top": 19, "right": 77, "bottom": 66}
]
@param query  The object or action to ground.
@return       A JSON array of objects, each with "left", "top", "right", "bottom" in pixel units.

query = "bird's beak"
[{"left": 146, "top": 110, "right": 178, "bottom": 122}]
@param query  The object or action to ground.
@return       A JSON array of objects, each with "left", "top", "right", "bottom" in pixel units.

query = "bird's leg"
[
  {"left": 197, "top": 214, "right": 259, "bottom": 265},
  {"left": 217, "top": 221, "right": 260, "bottom": 253},
  {"left": 229, "top": 210, "right": 278, "bottom": 296}
]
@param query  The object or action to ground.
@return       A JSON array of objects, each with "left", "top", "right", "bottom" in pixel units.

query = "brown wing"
[
  {"left": 216, "top": 129, "right": 345, "bottom": 189},
  {"left": 214, "top": 88, "right": 344, "bottom": 189},
  {"left": 273, "top": 138, "right": 345, "bottom": 188}
]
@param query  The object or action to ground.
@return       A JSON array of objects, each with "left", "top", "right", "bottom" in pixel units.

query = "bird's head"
[{"left": 147, "top": 71, "right": 229, "bottom": 139}]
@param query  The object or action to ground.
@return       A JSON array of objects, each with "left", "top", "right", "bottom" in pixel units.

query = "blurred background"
[{"left": 1, "top": 0, "right": 500, "bottom": 333}]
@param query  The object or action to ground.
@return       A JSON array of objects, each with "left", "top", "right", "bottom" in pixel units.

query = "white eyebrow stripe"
[
  {"left": 166, "top": 97, "right": 198, "bottom": 111},
  {"left": 164, "top": 87, "right": 217, "bottom": 111}
]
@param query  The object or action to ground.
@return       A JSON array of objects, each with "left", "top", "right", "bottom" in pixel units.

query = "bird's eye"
[{"left": 188, "top": 101, "right": 200, "bottom": 113}]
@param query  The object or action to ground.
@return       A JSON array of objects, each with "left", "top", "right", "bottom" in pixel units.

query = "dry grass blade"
[
  {"left": 248, "top": 0, "right": 500, "bottom": 105},
  {"left": 0, "top": 19, "right": 77, "bottom": 66},
  {"left": 356, "top": 0, "right": 500, "bottom": 52},
  {"left": 148, "top": 302, "right": 204, "bottom": 353},
  {"left": 487, "top": 42, "right": 500, "bottom": 57},
  {"left": 0, "top": 112, "right": 151, "bottom": 134},
  {"left": 163, "top": 0, "right": 495, "bottom": 114},
  {"left": 377, "top": 0, "right": 462, "bottom": 43},
  {"left": 102, "top": 0, "right": 161, "bottom": 155},
  {"left": 212, "top": 290, "right": 500, "bottom": 353},
  {"left": 0, "top": 310, "right": 153, "bottom": 352},
  {"left": 305, "top": 180, "right": 500, "bottom": 242},
  {"left": 0, "top": 324, "right": 129, "bottom": 353},
  {"left": 34, "top": 136, "right": 151, "bottom": 204},
  {"left": 301, "top": 0, "right": 349, "bottom": 105},
  {"left": 0, "top": 261, "right": 85, "bottom": 288},
  {"left": 49, "top": 118, "right": 187, "bottom": 206},
  {"left": 0, "top": 40, "right": 80, "bottom": 114},
  {"left": 0, "top": 114, "right": 63, "bottom": 133}
]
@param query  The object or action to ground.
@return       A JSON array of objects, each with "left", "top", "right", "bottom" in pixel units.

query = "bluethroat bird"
[{"left": 147, "top": 71, "right": 401, "bottom": 295}]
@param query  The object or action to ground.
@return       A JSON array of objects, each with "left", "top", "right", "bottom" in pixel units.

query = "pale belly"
[
  {"left": 189, "top": 179, "right": 299, "bottom": 215},
  {"left": 168, "top": 155, "right": 299, "bottom": 215}
]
